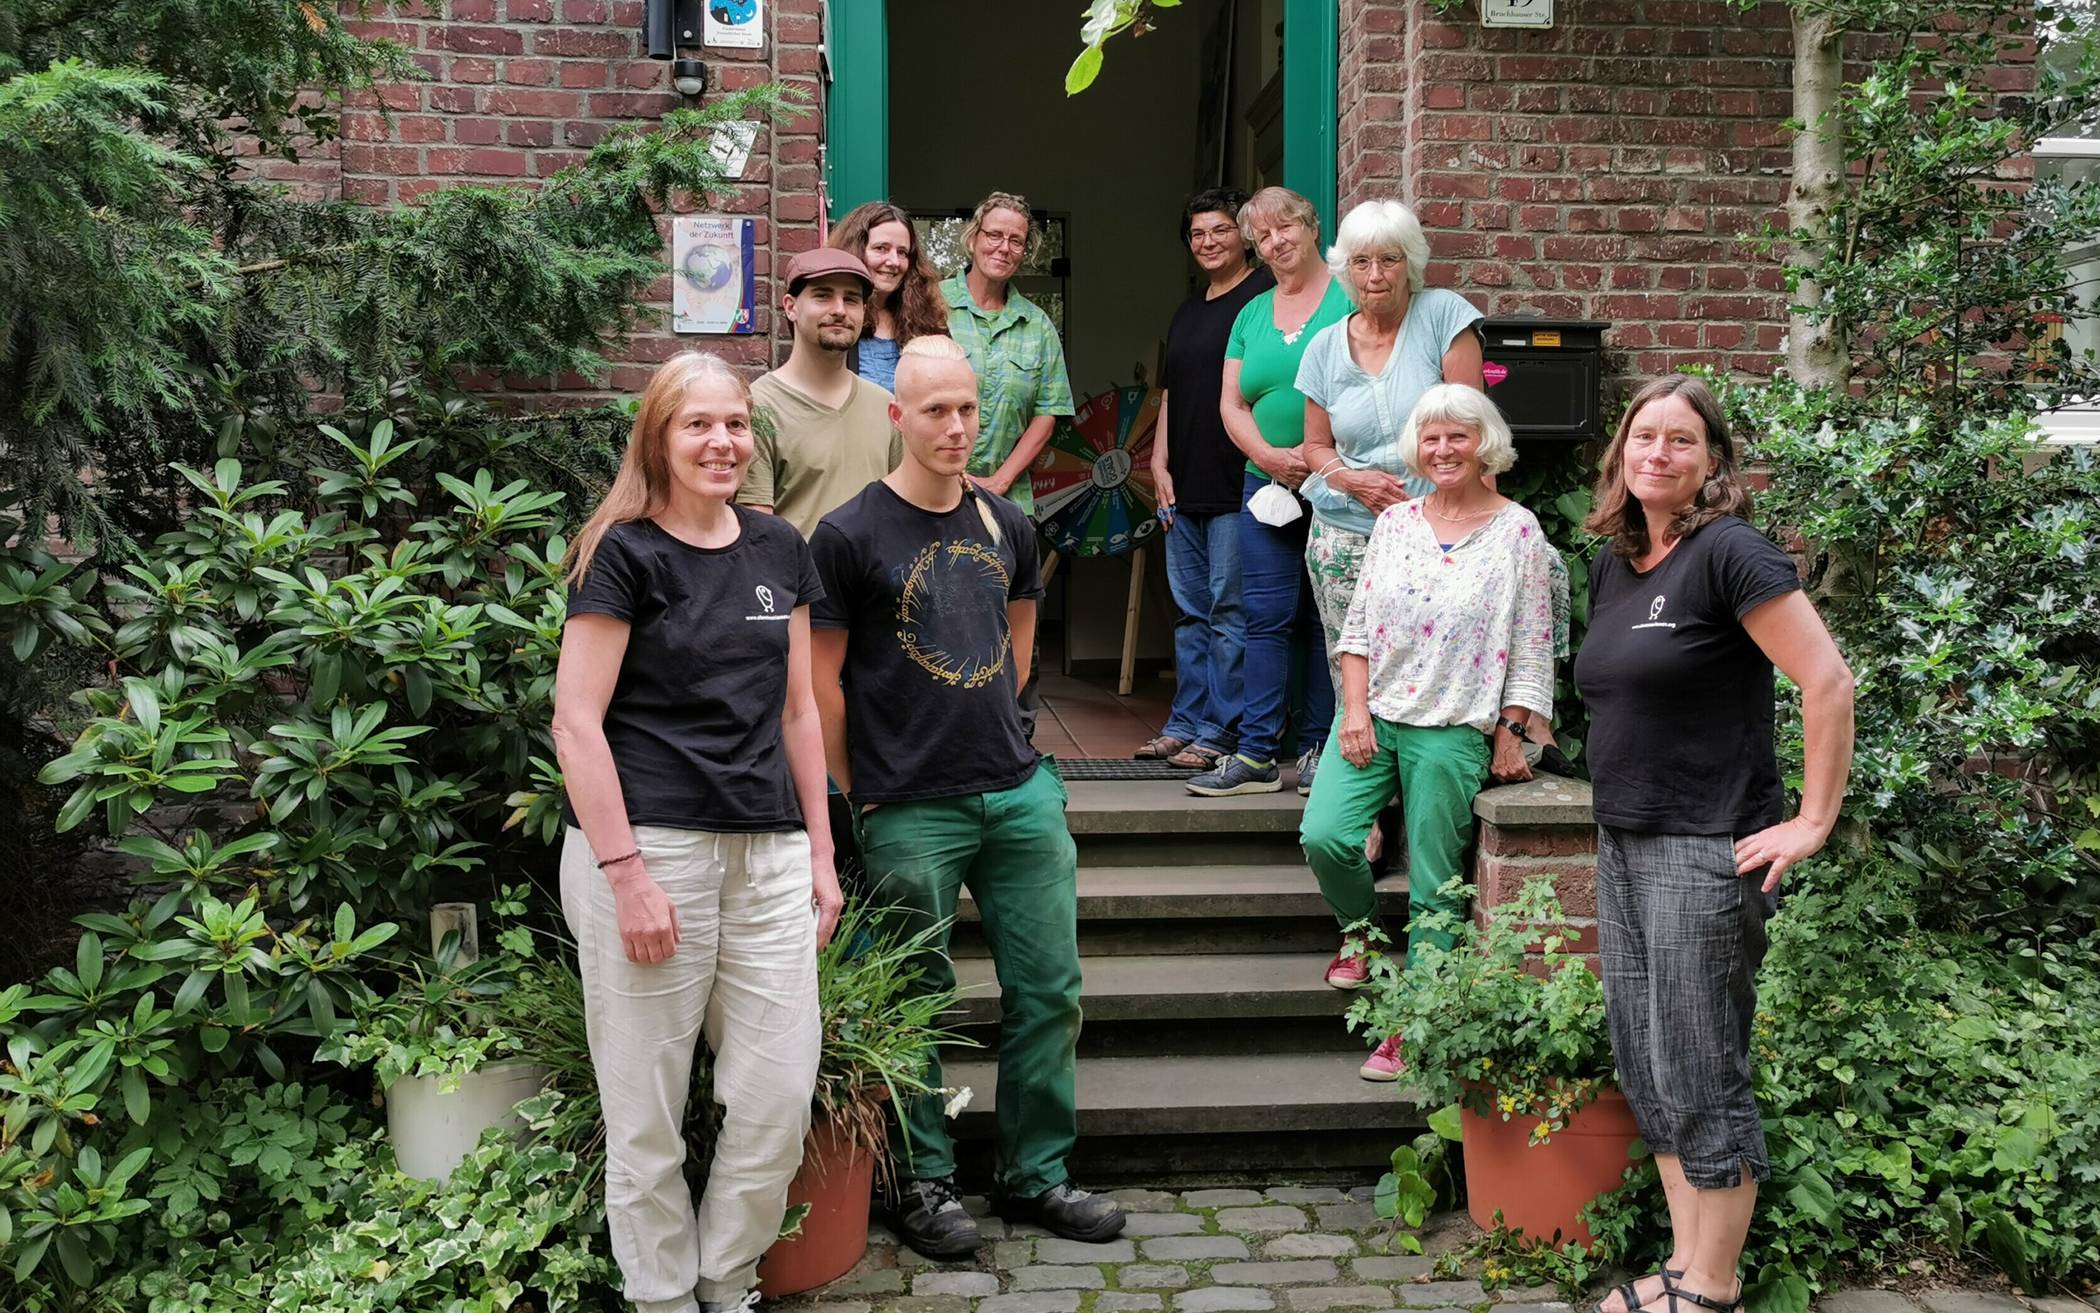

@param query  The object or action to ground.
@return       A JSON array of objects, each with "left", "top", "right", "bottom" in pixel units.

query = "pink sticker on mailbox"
[{"left": 1482, "top": 361, "right": 1509, "bottom": 387}]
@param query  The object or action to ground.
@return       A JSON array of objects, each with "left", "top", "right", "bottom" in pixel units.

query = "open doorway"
[{"left": 886, "top": 0, "right": 1286, "bottom": 678}]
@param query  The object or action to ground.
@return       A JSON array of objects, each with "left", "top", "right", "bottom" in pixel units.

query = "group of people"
[{"left": 546, "top": 183, "right": 1858, "bottom": 1313}]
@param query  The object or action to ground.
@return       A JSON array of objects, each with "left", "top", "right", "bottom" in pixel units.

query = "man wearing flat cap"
[{"left": 740, "top": 247, "right": 903, "bottom": 538}]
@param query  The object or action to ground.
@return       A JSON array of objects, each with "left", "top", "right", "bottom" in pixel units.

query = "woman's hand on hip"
[
  {"left": 812, "top": 862, "right": 845, "bottom": 950},
  {"left": 1338, "top": 707, "right": 1377, "bottom": 768},
  {"left": 610, "top": 868, "right": 680, "bottom": 964},
  {"left": 1734, "top": 816, "right": 1831, "bottom": 893}
]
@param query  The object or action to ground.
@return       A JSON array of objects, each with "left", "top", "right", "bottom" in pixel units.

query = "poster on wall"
[
  {"left": 672, "top": 215, "right": 756, "bottom": 334},
  {"left": 704, "top": 0, "right": 764, "bottom": 49}
]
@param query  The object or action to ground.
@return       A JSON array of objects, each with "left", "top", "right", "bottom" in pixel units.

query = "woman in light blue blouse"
[
  {"left": 1293, "top": 199, "right": 1485, "bottom": 800},
  {"left": 830, "top": 201, "right": 949, "bottom": 393}
]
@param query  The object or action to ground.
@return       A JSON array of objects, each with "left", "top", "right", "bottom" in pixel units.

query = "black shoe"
[
  {"left": 884, "top": 1176, "right": 983, "bottom": 1259},
  {"left": 992, "top": 1181, "right": 1126, "bottom": 1243}
]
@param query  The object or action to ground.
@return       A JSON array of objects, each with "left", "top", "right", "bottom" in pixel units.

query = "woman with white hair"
[
  {"left": 1293, "top": 200, "right": 1485, "bottom": 802},
  {"left": 1298, "top": 383, "right": 1557, "bottom": 1080}
]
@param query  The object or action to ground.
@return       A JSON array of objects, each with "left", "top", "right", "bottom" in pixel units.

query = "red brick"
[
  {"left": 488, "top": 88, "right": 581, "bottom": 116},
  {"left": 560, "top": 63, "right": 609, "bottom": 87},
  {"left": 1475, "top": 857, "right": 1600, "bottom": 918},
  {"left": 507, "top": 0, "right": 555, "bottom": 18},
  {"left": 534, "top": 27, "right": 635, "bottom": 56},
  {"left": 433, "top": 25, "right": 523, "bottom": 54},
  {"left": 506, "top": 58, "right": 557, "bottom": 85},
  {"left": 455, "top": 117, "right": 502, "bottom": 144},
  {"left": 1480, "top": 824, "right": 1597, "bottom": 859}
]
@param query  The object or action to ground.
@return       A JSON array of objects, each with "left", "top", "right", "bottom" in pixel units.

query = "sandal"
[
  {"left": 1167, "top": 744, "right": 1223, "bottom": 769},
  {"left": 1134, "top": 735, "right": 1190, "bottom": 760},
  {"left": 1598, "top": 1270, "right": 1684, "bottom": 1313},
  {"left": 1647, "top": 1275, "right": 1743, "bottom": 1313}
]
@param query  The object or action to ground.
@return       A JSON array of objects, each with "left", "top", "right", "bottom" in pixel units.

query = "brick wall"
[
  {"left": 332, "top": 0, "right": 826, "bottom": 391},
  {"left": 1342, "top": 0, "right": 1796, "bottom": 386},
  {"left": 1472, "top": 781, "right": 1601, "bottom": 973}
]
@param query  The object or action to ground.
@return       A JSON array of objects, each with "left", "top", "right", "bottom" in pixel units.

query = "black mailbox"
[{"left": 1478, "top": 317, "right": 1609, "bottom": 442}]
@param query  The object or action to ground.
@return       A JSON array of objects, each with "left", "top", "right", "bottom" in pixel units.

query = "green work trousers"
[
  {"left": 861, "top": 760, "right": 1081, "bottom": 1197},
  {"left": 1299, "top": 719, "right": 1488, "bottom": 955}
]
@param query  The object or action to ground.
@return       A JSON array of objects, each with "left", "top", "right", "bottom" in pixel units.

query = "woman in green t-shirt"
[{"left": 1187, "top": 186, "right": 1352, "bottom": 799}]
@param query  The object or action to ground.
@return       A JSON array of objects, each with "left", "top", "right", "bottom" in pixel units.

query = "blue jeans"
[
  {"left": 1161, "top": 510, "right": 1244, "bottom": 753},
  {"left": 1237, "top": 470, "right": 1333, "bottom": 765}
]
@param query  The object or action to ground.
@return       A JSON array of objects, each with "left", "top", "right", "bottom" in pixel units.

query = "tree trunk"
[{"left": 1787, "top": 11, "right": 1849, "bottom": 391}]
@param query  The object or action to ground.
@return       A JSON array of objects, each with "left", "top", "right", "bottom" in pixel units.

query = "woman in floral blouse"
[{"left": 1298, "top": 383, "right": 1557, "bottom": 1081}]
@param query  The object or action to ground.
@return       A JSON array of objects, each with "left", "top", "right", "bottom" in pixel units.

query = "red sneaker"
[
  {"left": 1359, "top": 1034, "right": 1405, "bottom": 1082},
  {"left": 1324, "top": 950, "right": 1369, "bottom": 989}
]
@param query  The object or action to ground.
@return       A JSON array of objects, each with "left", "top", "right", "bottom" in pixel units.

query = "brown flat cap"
[{"left": 786, "top": 247, "right": 874, "bottom": 294}]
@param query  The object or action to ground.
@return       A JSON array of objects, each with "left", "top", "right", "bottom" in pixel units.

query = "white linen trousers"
[{"left": 560, "top": 825, "right": 821, "bottom": 1313}]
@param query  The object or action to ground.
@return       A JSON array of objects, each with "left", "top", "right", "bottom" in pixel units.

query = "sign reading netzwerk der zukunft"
[{"left": 1481, "top": 0, "right": 1553, "bottom": 27}]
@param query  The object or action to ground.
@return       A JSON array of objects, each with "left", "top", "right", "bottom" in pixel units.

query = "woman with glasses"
[
  {"left": 939, "top": 191, "right": 1074, "bottom": 736},
  {"left": 1135, "top": 187, "right": 1275, "bottom": 771},
  {"left": 940, "top": 191, "right": 1075, "bottom": 516},
  {"left": 1186, "top": 185, "right": 1350, "bottom": 799},
  {"left": 1293, "top": 201, "right": 1486, "bottom": 765}
]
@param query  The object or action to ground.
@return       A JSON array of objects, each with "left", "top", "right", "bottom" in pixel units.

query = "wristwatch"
[{"left": 1494, "top": 715, "right": 1532, "bottom": 743}]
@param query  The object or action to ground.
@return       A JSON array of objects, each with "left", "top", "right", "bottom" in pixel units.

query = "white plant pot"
[{"left": 384, "top": 1061, "right": 548, "bottom": 1181}]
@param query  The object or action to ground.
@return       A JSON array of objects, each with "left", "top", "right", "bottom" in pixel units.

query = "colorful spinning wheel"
[{"left": 1031, "top": 384, "right": 1162, "bottom": 557}]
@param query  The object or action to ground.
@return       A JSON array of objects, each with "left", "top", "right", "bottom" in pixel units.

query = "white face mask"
[{"left": 1247, "top": 480, "right": 1304, "bottom": 527}]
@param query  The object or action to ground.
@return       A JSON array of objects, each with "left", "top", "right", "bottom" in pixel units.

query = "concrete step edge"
[{"left": 943, "top": 1051, "right": 1428, "bottom": 1137}]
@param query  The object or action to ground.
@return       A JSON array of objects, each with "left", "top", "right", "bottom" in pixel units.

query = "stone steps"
[
  {"left": 951, "top": 951, "right": 1358, "bottom": 1025},
  {"left": 944, "top": 1052, "right": 1427, "bottom": 1138},
  {"left": 944, "top": 778, "right": 1424, "bottom": 1181}
]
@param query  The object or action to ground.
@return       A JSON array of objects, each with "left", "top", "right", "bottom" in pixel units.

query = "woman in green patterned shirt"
[{"left": 939, "top": 191, "right": 1076, "bottom": 515}]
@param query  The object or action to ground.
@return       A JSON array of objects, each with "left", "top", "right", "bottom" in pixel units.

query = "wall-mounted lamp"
[
  {"left": 671, "top": 56, "right": 708, "bottom": 97},
  {"left": 642, "top": 0, "right": 704, "bottom": 60}
]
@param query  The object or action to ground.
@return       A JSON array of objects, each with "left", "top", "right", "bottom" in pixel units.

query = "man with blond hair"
[{"left": 809, "top": 335, "right": 1121, "bottom": 1258}]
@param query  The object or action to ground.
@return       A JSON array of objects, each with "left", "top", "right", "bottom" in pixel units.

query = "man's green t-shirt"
[
  {"left": 738, "top": 372, "right": 901, "bottom": 539},
  {"left": 1224, "top": 277, "right": 1353, "bottom": 478}
]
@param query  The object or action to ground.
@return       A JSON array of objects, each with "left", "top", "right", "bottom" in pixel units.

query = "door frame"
[{"left": 823, "top": 0, "right": 1339, "bottom": 237}]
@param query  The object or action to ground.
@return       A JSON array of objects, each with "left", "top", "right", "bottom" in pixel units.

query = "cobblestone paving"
[{"left": 773, "top": 1192, "right": 2098, "bottom": 1313}]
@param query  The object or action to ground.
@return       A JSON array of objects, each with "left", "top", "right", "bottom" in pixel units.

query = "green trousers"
[
  {"left": 1299, "top": 719, "right": 1488, "bottom": 955},
  {"left": 861, "top": 760, "right": 1081, "bottom": 1197}
]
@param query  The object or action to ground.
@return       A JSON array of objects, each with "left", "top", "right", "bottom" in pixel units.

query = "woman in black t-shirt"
[
  {"left": 1574, "top": 375, "right": 1854, "bottom": 1313},
  {"left": 551, "top": 350, "right": 842, "bottom": 1313},
  {"left": 1138, "top": 187, "right": 1274, "bottom": 769}
]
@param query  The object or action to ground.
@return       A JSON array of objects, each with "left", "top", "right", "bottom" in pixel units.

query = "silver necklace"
[{"left": 1427, "top": 493, "right": 1498, "bottom": 524}]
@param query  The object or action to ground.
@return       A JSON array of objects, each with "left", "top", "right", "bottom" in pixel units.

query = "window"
[{"left": 2030, "top": 136, "right": 2100, "bottom": 444}]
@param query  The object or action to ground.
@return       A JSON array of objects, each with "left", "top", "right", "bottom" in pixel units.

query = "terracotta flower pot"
[
  {"left": 1460, "top": 1086, "right": 1642, "bottom": 1247},
  {"left": 757, "top": 1115, "right": 875, "bottom": 1299}
]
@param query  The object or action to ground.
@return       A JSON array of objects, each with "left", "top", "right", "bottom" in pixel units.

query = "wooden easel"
[{"left": 1039, "top": 545, "right": 1149, "bottom": 697}]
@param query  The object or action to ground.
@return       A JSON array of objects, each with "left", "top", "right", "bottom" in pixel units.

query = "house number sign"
[{"left": 1481, "top": 0, "right": 1553, "bottom": 27}]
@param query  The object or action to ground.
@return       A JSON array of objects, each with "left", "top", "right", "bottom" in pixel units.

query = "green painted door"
[{"left": 823, "top": 0, "right": 1337, "bottom": 236}]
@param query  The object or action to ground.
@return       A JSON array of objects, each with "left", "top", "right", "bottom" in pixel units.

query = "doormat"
[{"left": 1051, "top": 758, "right": 1202, "bottom": 781}]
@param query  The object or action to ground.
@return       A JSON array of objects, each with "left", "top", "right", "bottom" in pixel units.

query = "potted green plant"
[
  {"left": 1347, "top": 876, "right": 1637, "bottom": 1247},
  {"left": 322, "top": 888, "right": 548, "bottom": 1181},
  {"left": 759, "top": 899, "right": 973, "bottom": 1298}
]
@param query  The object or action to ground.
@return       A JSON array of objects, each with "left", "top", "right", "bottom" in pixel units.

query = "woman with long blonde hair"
[{"left": 553, "top": 350, "right": 843, "bottom": 1313}]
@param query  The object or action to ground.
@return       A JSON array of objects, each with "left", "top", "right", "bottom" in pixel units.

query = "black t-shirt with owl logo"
[
  {"left": 563, "top": 509, "right": 824, "bottom": 832},
  {"left": 1574, "top": 515, "right": 1803, "bottom": 836},
  {"left": 810, "top": 480, "right": 1045, "bottom": 804}
]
